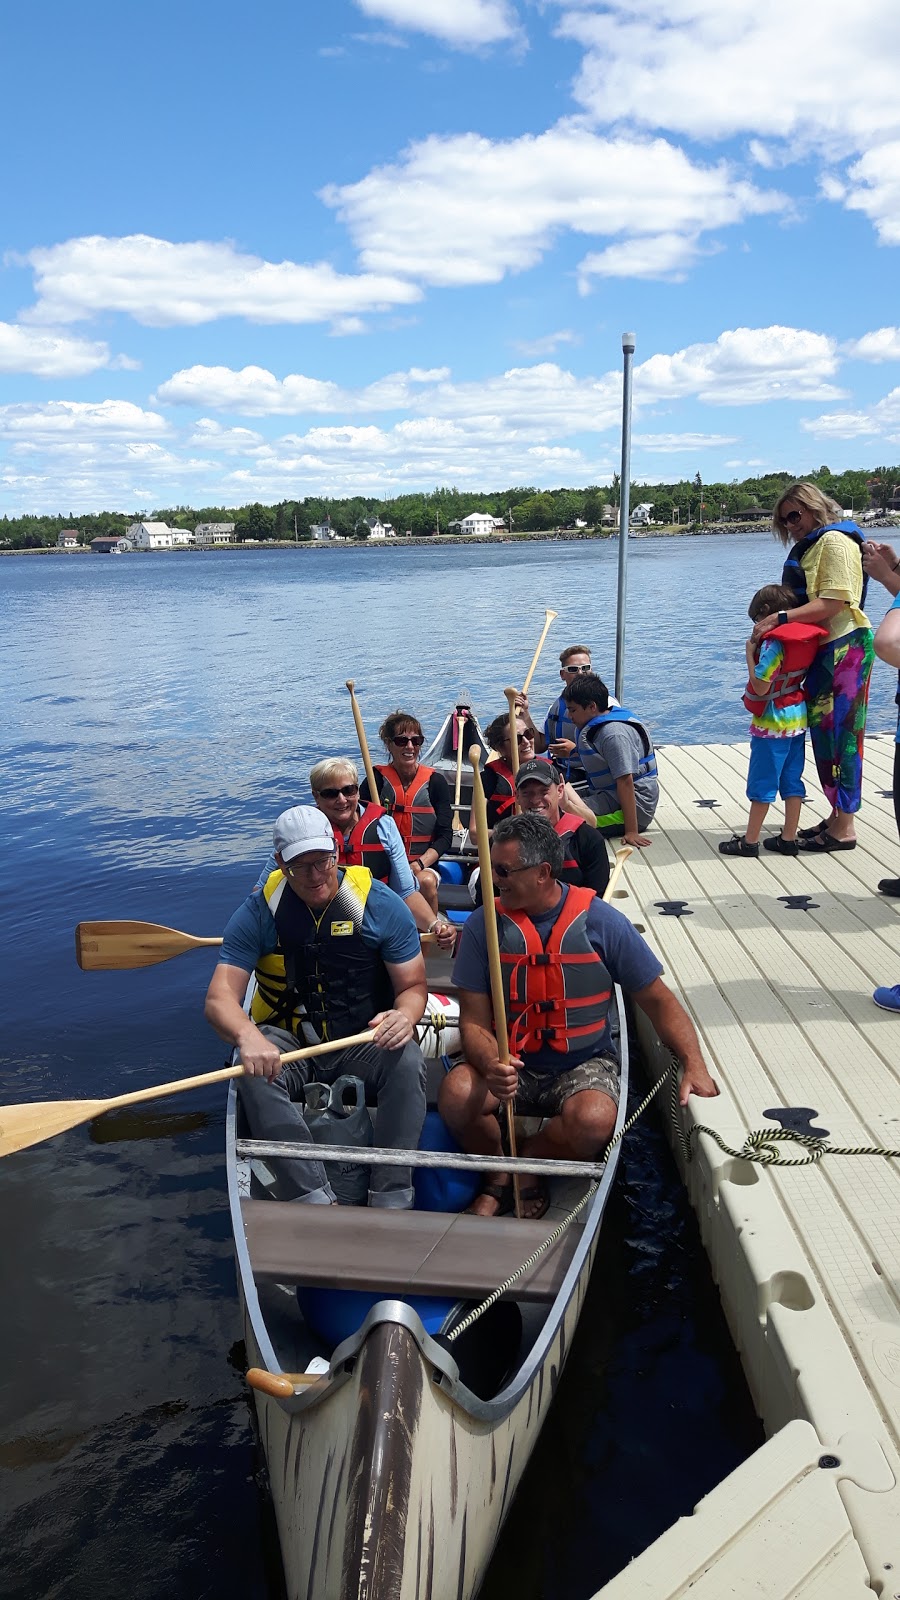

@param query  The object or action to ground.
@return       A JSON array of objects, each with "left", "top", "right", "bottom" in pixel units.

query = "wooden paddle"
[
  {"left": 604, "top": 845, "right": 633, "bottom": 901},
  {"left": 452, "top": 709, "right": 466, "bottom": 835},
  {"left": 75, "top": 920, "right": 440, "bottom": 971},
  {"left": 469, "top": 746, "right": 522, "bottom": 1219},
  {"left": 522, "top": 608, "right": 558, "bottom": 695},
  {"left": 504, "top": 686, "right": 523, "bottom": 813},
  {"left": 346, "top": 678, "right": 380, "bottom": 804},
  {"left": 0, "top": 1030, "right": 377, "bottom": 1161}
]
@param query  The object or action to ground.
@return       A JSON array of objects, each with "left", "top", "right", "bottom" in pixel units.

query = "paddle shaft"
[
  {"left": 522, "top": 609, "right": 558, "bottom": 695},
  {"left": 504, "top": 686, "right": 521, "bottom": 809},
  {"left": 345, "top": 679, "right": 380, "bottom": 805},
  {"left": 452, "top": 710, "right": 465, "bottom": 831},
  {"left": 469, "top": 747, "right": 522, "bottom": 1218}
]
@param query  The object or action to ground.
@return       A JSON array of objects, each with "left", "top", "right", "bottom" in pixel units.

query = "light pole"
[{"left": 614, "top": 332, "right": 635, "bottom": 703}]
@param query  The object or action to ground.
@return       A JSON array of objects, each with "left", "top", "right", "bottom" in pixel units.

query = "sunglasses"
[
  {"left": 391, "top": 734, "right": 424, "bottom": 747},
  {"left": 505, "top": 731, "right": 533, "bottom": 746},
  {"left": 782, "top": 509, "right": 803, "bottom": 526},
  {"left": 562, "top": 664, "right": 592, "bottom": 674},
  {"left": 493, "top": 862, "right": 536, "bottom": 880},
  {"left": 317, "top": 784, "right": 359, "bottom": 799}
]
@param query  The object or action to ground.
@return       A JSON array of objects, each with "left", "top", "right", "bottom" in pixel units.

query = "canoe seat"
[{"left": 241, "top": 1198, "right": 580, "bottom": 1303}]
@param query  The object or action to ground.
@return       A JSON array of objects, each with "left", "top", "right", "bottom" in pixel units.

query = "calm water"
[{"left": 1, "top": 537, "right": 894, "bottom": 1599}]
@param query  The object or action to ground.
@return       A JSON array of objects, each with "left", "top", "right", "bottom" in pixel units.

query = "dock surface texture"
[{"left": 596, "top": 734, "right": 900, "bottom": 1599}]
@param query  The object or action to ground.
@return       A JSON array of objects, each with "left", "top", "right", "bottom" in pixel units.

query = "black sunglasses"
[
  {"left": 783, "top": 509, "right": 803, "bottom": 526},
  {"left": 391, "top": 734, "right": 424, "bottom": 747},
  {"left": 317, "top": 783, "right": 359, "bottom": 799},
  {"left": 493, "top": 862, "right": 535, "bottom": 880}
]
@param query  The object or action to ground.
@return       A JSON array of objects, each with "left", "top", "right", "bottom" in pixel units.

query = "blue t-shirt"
[
  {"left": 253, "top": 812, "right": 416, "bottom": 898},
  {"left": 452, "top": 885, "right": 663, "bottom": 1072},
  {"left": 220, "top": 870, "right": 421, "bottom": 973}
]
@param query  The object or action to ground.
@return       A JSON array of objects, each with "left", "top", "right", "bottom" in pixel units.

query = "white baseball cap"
[{"left": 273, "top": 806, "right": 335, "bottom": 863}]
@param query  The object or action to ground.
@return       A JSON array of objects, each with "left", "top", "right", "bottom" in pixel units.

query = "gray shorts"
[{"left": 514, "top": 1054, "right": 620, "bottom": 1117}]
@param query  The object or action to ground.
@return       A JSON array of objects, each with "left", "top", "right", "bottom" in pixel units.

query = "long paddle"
[
  {"left": 604, "top": 845, "right": 633, "bottom": 901},
  {"left": 469, "top": 746, "right": 522, "bottom": 1219},
  {"left": 0, "top": 1030, "right": 376, "bottom": 1161},
  {"left": 522, "top": 608, "right": 558, "bottom": 695},
  {"left": 452, "top": 709, "right": 466, "bottom": 836},
  {"left": 504, "top": 686, "right": 522, "bottom": 812},
  {"left": 75, "top": 921, "right": 440, "bottom": 971},
  {"left": 345, "top": 678, "right": 381, "bottom": 805}
]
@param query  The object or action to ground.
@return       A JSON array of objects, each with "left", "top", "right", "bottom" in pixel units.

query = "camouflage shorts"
[{"left": 514, "top": 1054, "right": 620, "bottom": 1117}]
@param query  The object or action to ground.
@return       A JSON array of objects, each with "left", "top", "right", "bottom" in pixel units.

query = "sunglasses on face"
[
  {"left": 317, "top": 784, "right": 359, "bottom": 799},
  {"left": 782, "top": 509, "right": 803, "bottom": 525},
  {"left": 562, "top": 663, "right": 592, "bottom": 674},
  {"left": 492, "top": 861, "right": 535, "bottom": 880},
  {"left": 505, "top": 732, "right": 533, "bottom": 746},
  {"left": 391, "top": 734, "right": 424, "bottom": 747}
]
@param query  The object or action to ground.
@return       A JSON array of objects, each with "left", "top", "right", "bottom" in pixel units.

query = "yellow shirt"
[{"left": 801, "top": 531, "right": 870, "bottom": 643}]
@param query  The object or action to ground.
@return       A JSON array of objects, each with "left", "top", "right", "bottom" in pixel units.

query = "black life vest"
[
  {"left": 251, "top": 866, "right": 393, "bottom": 1040},
  {"left": 485, "top": 757, "right": 516, "bottom": 826},
  {"left": 497, "top": 884, "right": 611, "bottom": 1057}
]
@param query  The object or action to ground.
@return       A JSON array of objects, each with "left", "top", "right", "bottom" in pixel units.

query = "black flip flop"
[{"left": 516, "top": 1181, "right": 550, "bottom": 1220}]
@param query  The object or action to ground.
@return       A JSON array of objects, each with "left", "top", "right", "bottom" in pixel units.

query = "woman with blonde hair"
[{"left": 752, "top": 482, "right": 873, "bottom": 850}]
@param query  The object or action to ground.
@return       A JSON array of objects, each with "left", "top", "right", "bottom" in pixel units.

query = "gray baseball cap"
[{"left": 273, "top": 805, "right": 335, "bottom": 862}]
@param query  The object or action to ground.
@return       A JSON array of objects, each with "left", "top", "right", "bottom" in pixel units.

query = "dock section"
[{"left": 598, "top": 733, "right": 900, "bottom": 1598}]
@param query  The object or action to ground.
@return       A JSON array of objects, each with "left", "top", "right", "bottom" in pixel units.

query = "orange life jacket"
[
  {"left": 742, "top": 621, "right": 829, "bottom": 717},
  {"left": 485, "top": 757, "right": 516, "bottom": 826},
  {"left": 375, "top": 763, "right": 437, "bottom": 858},
  {"left": 338, "top": 802, "right": 389, "bottom": 879},
  {"left": 498, "top": 884, "right": 611, "bottom": 1056}
]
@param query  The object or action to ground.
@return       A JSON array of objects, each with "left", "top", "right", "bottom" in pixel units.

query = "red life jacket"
[
  {"left": 376, "top": 763, "right": 437, "bottom": 858},
  {"left": 485, "top": 757, "right": 516, "bottom": 826},
  {"left": 338, "top": 802, "right": 389, "bottom": 880},
  {"left": 742, "top": 621, "right": 829, "bottom": 717},
  {"left": 497, "top": 884, "right": 611, "bottom": 1056},
  {"left": 554, "top": 811, "right": 582, "bottom": 875}
]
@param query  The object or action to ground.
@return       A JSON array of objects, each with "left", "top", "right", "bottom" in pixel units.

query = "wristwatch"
[{"left": 777, "top": 610, "right": 788, "bottom": 625}]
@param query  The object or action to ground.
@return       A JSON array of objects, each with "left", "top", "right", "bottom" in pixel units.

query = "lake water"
[{"left": 1, "top": 535, "right": 895, "bottom": 1599}]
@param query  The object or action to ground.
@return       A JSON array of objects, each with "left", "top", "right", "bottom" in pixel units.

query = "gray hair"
[
  {"left": 309, "top": 756, "right": 359, "bottom": 792},
  {"left": 492, "top": 812, "right": 564, "bottom": 875}
]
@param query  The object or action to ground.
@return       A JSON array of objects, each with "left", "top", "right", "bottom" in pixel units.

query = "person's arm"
[
  {"left": 382, "top": 814, "right": 450, "bottom": 938},
  {"left": 458, "top": 989, "right": 521, "bottom": 1100},
  {"left": 751, "top": 596, "right": 842, "bottom": 641},
  {"left": 862, "top": 540, "right": 900, "bottom": 594},
  {"left": 252, "top": 851, "right": 278, "bottom": 893},
  {"left": 615, "top": 772, "right": 651, "bottom": 848},
  {"left": 515, "top": 690, "right": 539, "bottom": 739},
  {"left": 205, "top": 963, "right": 284, "bottom": 1078},
  {"left": 574, "top": 824, "right": 610, "bottom": 895},
  {"left": 562, "top": 782, "right": 596, "bottom": 824},
  {"left": 745, "top": 637, "right": 783, "bottom": 696},
  {"left": 875, "top": 598, "right": 900, "bottom": 668},
  {"left": 372, "top": 953, "right": 428, "bottom": 1048},
  {"left": 630, "top": 977, "right": 717, "bottom": 1105}
]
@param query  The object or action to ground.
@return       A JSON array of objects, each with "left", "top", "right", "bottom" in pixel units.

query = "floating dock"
[{"left": 597, "top": 733, "right": 900, "bottom": 1598}]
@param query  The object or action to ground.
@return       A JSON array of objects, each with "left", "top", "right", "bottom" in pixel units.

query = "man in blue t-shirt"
[
  {"left": 441, "top": 813, "right": 716, "bottom": 1219},
  {"left": 206, "top": 805, "right": 428, "bottom": 1208}
]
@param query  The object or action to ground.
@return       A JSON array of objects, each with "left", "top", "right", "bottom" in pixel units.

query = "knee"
[
  {"left": 559, "top": 1092, "right": 616, "bottom": 1154},
  {"left": 438, "top": 1062, "right": 487, "bottom": 1122},
  {"left": 391, "top": 1039, "right": 427, "bottom": 1090}
]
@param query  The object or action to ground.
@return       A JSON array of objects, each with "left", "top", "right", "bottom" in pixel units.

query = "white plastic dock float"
[{"left": 594, "top": 734, "right": 900, "bottom": 1598}]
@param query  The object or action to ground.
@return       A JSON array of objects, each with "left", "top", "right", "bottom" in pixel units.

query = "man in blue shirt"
[
  {"left": 441, "top": 813, "right": 716, "bottom": 1218},
  {"left": 206, "top": 805, "right": 428, "bottom": 1208}
]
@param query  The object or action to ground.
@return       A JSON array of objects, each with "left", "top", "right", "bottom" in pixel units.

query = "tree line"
[{"left": 2, "top": 463, "right": 898, "bottom": 548}]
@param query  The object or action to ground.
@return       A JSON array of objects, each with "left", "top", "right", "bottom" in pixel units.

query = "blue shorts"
[{"left": 747, "top": 734, "right": 807, "bottom": 804}]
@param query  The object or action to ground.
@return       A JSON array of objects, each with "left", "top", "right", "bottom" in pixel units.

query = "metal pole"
[{"left": 615, "top": 332, "right": 635, "bottom": 703}]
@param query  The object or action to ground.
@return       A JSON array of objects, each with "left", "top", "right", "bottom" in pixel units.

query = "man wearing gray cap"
[
  {"left": 205, "top": 805, "right": 428, "bottom": 1207},
  {"left": 515, "top": 758, "right": 610, "bottom": 896}
]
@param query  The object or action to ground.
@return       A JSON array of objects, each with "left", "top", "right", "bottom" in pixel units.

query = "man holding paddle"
[
  {"left": 206, "top": 806, "right": 428, "bottom": 1208},
  {"left": 440, "top": 813, "right": 716, "bottom": 1219}
]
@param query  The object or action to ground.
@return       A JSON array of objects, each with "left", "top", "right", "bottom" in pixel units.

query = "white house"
[
  {"left": 128, "top": 521, "right": 174, "bottom": 549},
  {"left": 170, "top": 529, "right": 195, "bottom": 546},
  {"left": 310, "top": 522, "right": 333, "bottom": 541},
  {"left": 365, "top": 516, "right": 395, "bottom": 540},
  {"left": 194, "top": 522, "right": 235, "bottom": 546},
  {"left": 57, "top": 528, "right": 80, "bottom": 548},
  {"left": 630, "top": 502, "right": 655, "bottom": 527},
  {"left": 457, "top": 513, "right": 496, "bottom": 537}
]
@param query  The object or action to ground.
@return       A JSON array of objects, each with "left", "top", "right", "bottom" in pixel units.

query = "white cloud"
[
  {"left": 0, "top": 400, "right": 168, "bottom": 441},
  {"left": 577, "top": 232, "right": 717, "bottom": 286},
  {"left": 825, "top": 142, "right": 900, "bottom": 245},
  {"left": 802, "top": 387, "right": 900, "bottom": 441},
  {"left": 322, "top": 126, "right": 786, "bottom": 288},
  {"left": 156, "top": 364, "right": 456, "bottom": 416},
  {"left": 511, "top": 330, "right": 580, "bottom": 356},
  {"left": 352, "top": 0, "right": 520, "bottom": 47},
  {"left": 0, "top": 322, "right": 116, "bottom": 377},
  {"left": 845, "top": 327, "right": 900, "bottom": 363},
  {"left": 22, "top": 235, "right": 422, "bottom": 328},
  {"left": 558, "top": 0, "right": 900, "bottom": 155},
  {"left": 634, "top": 432, "right": 739, "bottom": 452},
  {"left": 635, "top": 326, "right": 844, "bottom": 406}
]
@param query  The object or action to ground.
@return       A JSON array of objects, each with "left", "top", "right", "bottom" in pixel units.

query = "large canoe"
[{"left": 227, "top": 991, "right": 629, "bottom": 1600}]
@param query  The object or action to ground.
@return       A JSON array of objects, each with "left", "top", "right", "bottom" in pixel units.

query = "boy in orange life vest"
[{"left": 719, "top": 584, "right": 828, "bottom": 859}]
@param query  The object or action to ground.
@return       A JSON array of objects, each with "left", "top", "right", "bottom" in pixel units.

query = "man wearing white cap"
[{"left": 205, "top": 805, "right": 428, "bottom": 1207}]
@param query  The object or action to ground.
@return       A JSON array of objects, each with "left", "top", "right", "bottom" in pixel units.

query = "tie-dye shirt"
[{"left": 748, "top": 639, "right": 808, "bottom": 739}]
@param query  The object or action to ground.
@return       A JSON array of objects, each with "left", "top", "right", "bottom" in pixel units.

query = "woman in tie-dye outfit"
[{"left": 752, "top": 482, "right": 873, "bottom": 851}]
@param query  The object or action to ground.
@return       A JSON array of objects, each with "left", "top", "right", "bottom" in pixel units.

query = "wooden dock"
[{"left": 597, "top": 733, "right": 900, "bottom": 1598}]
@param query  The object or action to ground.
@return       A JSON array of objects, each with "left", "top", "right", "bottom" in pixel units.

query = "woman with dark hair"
[
  {"left": 359, "top": 710, "right": 452, "bottom": 915},
  {"left": 752, "top": 482, "right": 873, "bottom": 850}
]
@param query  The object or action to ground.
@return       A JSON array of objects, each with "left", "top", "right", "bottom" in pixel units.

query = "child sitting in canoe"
[{"left": 719, "top": 584, "right": 827, "bottom": 858}]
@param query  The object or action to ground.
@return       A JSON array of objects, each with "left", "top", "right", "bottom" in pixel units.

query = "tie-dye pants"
[{"left": 804, "top": 627, "right": 875, "bottom": 814}]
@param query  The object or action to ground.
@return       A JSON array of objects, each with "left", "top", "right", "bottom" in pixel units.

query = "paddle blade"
[
  {"left": 0, "top": 1098, "right": 105, "bottom": 1158},
  {"left": 75, "top": 921, "right": 221, "bottom": 971}
]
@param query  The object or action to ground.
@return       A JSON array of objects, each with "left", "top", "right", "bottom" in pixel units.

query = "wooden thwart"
[{"left": 242, "top": 1197, "right": 579, "bottom": 1302}]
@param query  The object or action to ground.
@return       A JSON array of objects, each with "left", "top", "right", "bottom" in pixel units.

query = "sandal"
[
  {"left": 762, "top": 834, "right": 800, "bottom": 856},
  {"left": 467, "top": 1180, "right": 514, "bottom": 1217},
  {"left": 718, "top": 834, "right": 759, "bottom": 857},
  {"left": 798, "top": 819, "right": 829, "bottom": 840},
  {"left": 797, "top": 832, "right": 856, "bottom": 852},
  {"left": 516, "top": 1181, "right": 550, "bottom": 1220}
]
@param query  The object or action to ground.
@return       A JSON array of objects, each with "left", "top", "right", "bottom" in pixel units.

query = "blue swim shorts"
[{"left": 746, "top": 733, "right": 807, "bottom": 804}]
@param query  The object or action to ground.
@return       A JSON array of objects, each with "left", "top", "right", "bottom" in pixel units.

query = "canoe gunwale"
[{"left": 228, "top": 983, "right": 630, "bottom": 1426}]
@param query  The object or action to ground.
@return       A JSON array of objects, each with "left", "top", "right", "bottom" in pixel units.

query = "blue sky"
[{"left": 2, "top": 0, "right": 900, "bottom": 514}]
